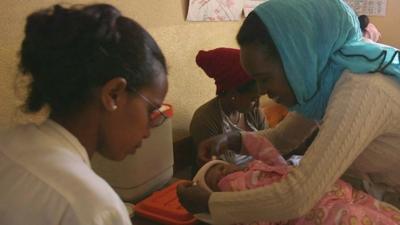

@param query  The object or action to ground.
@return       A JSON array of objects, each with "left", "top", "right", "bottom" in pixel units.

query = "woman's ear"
[{"left": 100, "top": 77, "right": 128, "bottom": 111}]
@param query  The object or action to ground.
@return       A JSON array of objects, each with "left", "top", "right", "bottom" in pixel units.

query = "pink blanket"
[{"left": 218, "top": 133, "right": 400, "bottom": 225}]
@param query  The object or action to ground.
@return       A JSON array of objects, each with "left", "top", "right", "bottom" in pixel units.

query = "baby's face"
[{"left": 205, "top": 163, "right": 241, "bottom": 191}]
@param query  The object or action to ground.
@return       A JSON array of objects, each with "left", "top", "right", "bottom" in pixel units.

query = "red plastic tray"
[{"left": 134, "top": 180, "right": 197, "bottom": 225}]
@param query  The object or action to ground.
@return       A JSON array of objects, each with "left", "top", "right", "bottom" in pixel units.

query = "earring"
[
  {"left": 231, "top": 96, "right": 236, "bottom": 101},
  {"left": 111, "top": 105, "right": 117, "bottom": 111}
]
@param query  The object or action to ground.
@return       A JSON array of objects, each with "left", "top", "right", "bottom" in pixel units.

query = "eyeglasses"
[
  {"left": 98, "top": 46, "right": 168, "bottom": 128},
  {"left": 132, "top": 89, "right": 169, "bottom": 128}
]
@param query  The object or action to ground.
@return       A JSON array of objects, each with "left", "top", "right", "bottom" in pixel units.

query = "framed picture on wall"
[
  {"left": 186, "top": 0, "right": 269, "bottom": 21},
  {"left": 344, "top": 0, "right": 387, "bottom": 16}
]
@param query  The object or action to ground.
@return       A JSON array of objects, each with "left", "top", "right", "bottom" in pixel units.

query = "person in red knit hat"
[
  {"left": 189, "top": 47, "right": 267, "bottom": 176},
  {"left": 196, "top": 48, "right": 253, "bottom": 95}
]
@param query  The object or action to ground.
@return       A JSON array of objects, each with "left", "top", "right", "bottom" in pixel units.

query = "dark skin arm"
[
  {"left": 197, "top": 131, "right": 242, "bottom": 165},
  {"left": 282, "top": 127, "right": 319, "bottom": 159},
  {"left": 180, "top": 128, "right": 317, "bottom": 214},
  {"left": 178, "top": 131, "right": 242, "bottom": 214},
  {"left": 176, "top": 181, "right": 211, "bottom": 214}
]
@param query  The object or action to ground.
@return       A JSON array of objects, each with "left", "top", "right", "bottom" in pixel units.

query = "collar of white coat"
[{"left": 42, "top": 119, "right": 91, "bottom": 167}]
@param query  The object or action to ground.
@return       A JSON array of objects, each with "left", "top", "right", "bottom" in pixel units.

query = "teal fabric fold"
[{"left": 254, "top": 0, "right": 400, "bottom": 120}]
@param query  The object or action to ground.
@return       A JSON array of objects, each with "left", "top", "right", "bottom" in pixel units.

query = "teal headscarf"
[{"left": 254, "top": 0, "right": 400, "bottom": 120}]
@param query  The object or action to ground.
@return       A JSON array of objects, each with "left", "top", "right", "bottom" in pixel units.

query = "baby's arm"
[
  {"left": 218, "top": 133, "right": 290, "bottom": 192},
  {"left": 242, "top": 132, "right": 287, "bottom": 167}
]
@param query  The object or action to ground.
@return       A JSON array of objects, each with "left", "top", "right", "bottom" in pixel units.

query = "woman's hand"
[
  {"left": 197, "top": 131, "right": 243, "bottom": 166},
  {"left": 197, "top": 134, "right": 228, "bottom": 166},
  {"left": 176, "top": 181, "right": 211, "bottom": 214}
]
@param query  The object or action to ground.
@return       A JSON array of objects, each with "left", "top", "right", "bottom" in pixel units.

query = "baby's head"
[{"left": 193, "top": 160, "right": 241, "bottom": 192}]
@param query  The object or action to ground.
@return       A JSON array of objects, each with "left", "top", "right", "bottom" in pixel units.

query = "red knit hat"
[{"left": 196, "top": 48, "right": 252, "bottom": 95}]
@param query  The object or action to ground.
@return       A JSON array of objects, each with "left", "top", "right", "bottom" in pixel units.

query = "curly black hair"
[{"left": 19, "top": 4, "right": 166, "bottom": 116}]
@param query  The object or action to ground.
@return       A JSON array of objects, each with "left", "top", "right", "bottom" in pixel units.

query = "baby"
[
  {"left": 358, "top": 14, "right": 381, "bottom": 43},
  {"left": 193, "top": 133, "right": 400, "bottom": 225}
]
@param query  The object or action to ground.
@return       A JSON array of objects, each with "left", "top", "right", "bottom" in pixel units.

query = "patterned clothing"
[{"left": 217, "top": 133, "right": 400, "bottom": 225}]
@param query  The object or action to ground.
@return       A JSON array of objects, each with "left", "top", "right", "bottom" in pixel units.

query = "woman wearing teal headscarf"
[{"left": 177, "top": 0, "right": 400, "bottom": 224}]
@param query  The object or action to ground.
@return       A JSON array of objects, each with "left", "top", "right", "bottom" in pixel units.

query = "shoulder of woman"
[
  {"left": 334, "top": 71, "right": 400, "bottom": 96},
  {"left": 327, "top": 71, "right": 400, "bottom": 120},
  {"left": 192, "top": 98, "right": 219, "bottom": 116},
  {"left": 190, "top": 98, "right": 222, "bottom": 129}
]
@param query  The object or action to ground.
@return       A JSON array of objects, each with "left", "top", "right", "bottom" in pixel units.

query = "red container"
[{"left": 134, "top": 180, "right": 198, "bottom": 225}]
